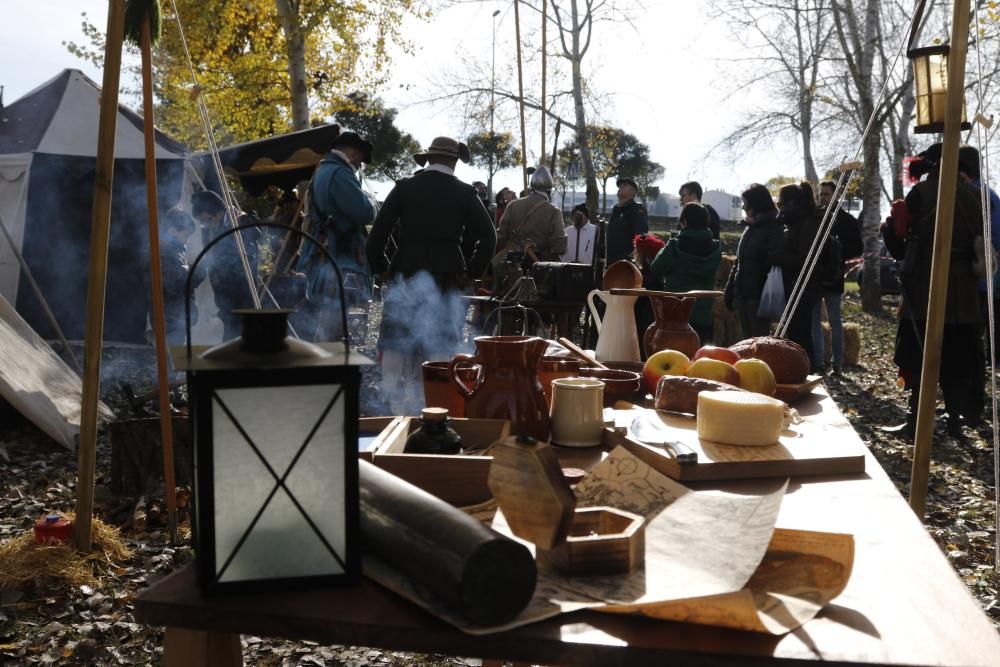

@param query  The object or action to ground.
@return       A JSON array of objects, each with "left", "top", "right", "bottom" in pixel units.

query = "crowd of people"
[{"left": 159, "top": 129, "right": 1000, "bottom": 429}]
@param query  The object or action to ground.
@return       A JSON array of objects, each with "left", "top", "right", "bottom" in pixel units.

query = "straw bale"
[{"left": 0, "top": 515, "right": 132, "bottom": 590}]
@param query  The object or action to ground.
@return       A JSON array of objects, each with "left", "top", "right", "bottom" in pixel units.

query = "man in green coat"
[{"left": 649, "top": 203, "right": 722, "bottom": 344}]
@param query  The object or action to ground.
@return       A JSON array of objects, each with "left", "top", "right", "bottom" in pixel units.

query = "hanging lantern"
[
  {"left": 909, "top": 45, "right": 970, "bottom": 134},
  {"left": 907, "top": 0, "right": 971, "bottom": 135},
  {"left": 174, "top": 222, "right": 370, "bottom": 594}
]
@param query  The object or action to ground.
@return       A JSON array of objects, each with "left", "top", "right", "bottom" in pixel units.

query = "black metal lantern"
[
  {"left": 908, "top": 0, "right": 971, "bottom": 134},
  {"left": 173, "top": 222, "right": 370, "bottom": 594}
]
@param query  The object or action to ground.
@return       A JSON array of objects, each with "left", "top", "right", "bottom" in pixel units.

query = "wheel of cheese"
[{"left": 696, "top": 390, "right": 785, "bottom": 446}]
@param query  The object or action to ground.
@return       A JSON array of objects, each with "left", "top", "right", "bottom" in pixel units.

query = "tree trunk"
[
  {"left": 890, "top": 85, "right": 915, "bottom": 200},
  {"left": 568, "top": 0, "right": 599, "bottom": 220},
  {"left": 275, "top": 0, "right": 310, "bottom": 131},
  {"left": 860, "top": 134, "right": 883, "bottom": 313}
]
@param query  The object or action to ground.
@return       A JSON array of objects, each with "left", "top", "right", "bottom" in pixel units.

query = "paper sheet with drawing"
[{"left": 364, "top": 446, "right": 853, "bottom": 636}]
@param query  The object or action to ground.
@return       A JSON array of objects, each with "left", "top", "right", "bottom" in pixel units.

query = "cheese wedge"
[{"left": 696, "top": 390, "right": 785, "bottom": 446}]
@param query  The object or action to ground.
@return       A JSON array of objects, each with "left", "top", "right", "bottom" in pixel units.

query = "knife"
[{"left": 628, "top": 415, "right": 699, "bottom": 465}]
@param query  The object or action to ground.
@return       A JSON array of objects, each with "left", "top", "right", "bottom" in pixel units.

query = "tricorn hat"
[
  {"left": 331, "top": 131, "right": 373, "bottom": 164},
  {"left": 414, "top": 136, "right": 472, "bottom": 166}
]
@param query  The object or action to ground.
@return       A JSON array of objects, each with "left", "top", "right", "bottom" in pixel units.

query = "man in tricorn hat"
[
  {"left": 297, "top": 130, "right": 376, "bottom": 340},
  {"left": 367, "top": 136, "right": 496, "bottom": 411}
]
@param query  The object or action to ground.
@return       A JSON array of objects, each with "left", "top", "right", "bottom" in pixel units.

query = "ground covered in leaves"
[{"left": 1, "top": 292, "right": 999, "bottom": 665}]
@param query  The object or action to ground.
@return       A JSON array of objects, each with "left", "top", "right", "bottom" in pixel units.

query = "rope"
[
  {"left": 776, "top": 3, "right": 922, "bottom": 336},
  {"left": 168, "top": 0, "right": 261, "bottom": 311},
  {"left": 971, "top": 0, "right": 1000, "bottom": 572}
]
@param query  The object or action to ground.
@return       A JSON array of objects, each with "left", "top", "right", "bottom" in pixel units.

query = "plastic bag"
[{"left": 757, "top": 266, "right": 785, "bottom": 320}]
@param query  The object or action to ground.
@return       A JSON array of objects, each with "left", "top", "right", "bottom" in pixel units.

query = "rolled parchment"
[{"left": 359, "top": 460, "right": 536, "bottom": 626}]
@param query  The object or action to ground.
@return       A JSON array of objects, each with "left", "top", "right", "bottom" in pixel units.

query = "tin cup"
[{"left": 549, "top": 377, "right": 605, "bottom": 447}]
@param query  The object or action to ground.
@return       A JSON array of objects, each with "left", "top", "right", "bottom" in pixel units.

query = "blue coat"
[{"left": 299, "top": 151, "right": 376, "bottom": 302}]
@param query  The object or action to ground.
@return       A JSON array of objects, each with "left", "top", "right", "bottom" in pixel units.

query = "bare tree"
[{"left": 709, "top": 0, "right": 839, "bottom": 183}]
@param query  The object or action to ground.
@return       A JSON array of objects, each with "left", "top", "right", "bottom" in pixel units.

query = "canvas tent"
[{"left": 0, "top": 69, "right": 193, "bottom": 344}]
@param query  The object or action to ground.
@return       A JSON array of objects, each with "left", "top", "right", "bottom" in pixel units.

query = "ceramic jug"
[
  {"left": 644, "top": 294, "right": 700, "bottom": 358},
  {"left": 449, "top": 336, "right": 551, "bottom": 440},
  {"left": 586, "top": 290, "right": 641, "bottom": 363}
]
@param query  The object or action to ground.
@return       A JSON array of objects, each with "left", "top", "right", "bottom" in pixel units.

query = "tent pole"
[
  {"left": 908, "top": 0, "right": 971, "bottom": 517},
  {"left": 74, "top": 0, "right": 127, "bottom": 553},
  {"left": 140, "top": 15, "right": 179, "bottom": 545},
  {"left": 0, "top": 213, "right": 81, "bottom": 374},
  {"left": 514, "top": 0, "right": 528, "bottom": 191}
]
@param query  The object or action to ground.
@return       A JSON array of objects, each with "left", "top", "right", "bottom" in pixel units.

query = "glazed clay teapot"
[{"left": 449, "top": 336, "right": 550, "bottom": 440}]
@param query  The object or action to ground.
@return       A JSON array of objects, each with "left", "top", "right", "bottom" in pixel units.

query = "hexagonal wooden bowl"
[{"left": 538, "top": 507, "right": 645, "bottom": 576}]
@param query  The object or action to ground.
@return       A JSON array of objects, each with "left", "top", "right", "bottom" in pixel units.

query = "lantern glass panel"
[
  {"left": 913, "top": 51, "right": 949, "bottom": 128},
  {"left": 211, "top": 383, "right": 347, "bottom": 583}
]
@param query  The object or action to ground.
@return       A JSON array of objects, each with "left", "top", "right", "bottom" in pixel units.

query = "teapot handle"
[
  {"left": 450, "top": 353, "right": 483, "bottom": 399},
  {"left": 586, "top": 290, "right": 604, "bottom": 334}
]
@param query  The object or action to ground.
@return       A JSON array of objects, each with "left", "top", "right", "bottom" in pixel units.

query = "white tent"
[{"left": 0, "top": 69, "right": 223, "bottom": 344}]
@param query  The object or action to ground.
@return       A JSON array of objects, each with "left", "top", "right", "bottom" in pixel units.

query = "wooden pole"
[
  {"left": 908, "top": 0, "right": 971, "bottom": 517},
  {"left": 513, "top": 0, "right": 528, "bottom": 191},
  {"left": 0, "top": 214, "right": 81, "bottom": 374},
  {"left": 73, "top": 0, "right": 127, "bottom": 552},
  {"left": 541, "top": 0, "right": 547, "bottom": 165},
  {"left": 140, "top": 16, "right": 179, "bottom": 544}
]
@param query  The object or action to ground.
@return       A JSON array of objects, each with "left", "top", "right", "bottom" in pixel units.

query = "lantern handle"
[
  {"left": 908, "top": 0, "right": 929, "bottom": 53},
  {"left": 183, "top": 221, "right": 351, "bottom": 362}
]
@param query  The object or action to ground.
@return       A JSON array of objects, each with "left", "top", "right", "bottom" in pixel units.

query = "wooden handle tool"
[{"left": 557, "top": 337, "right": 609, "bottom": 370}]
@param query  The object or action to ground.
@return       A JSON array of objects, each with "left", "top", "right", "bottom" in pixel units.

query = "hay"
[
  {"left": 844, "top": 322, "right": 861, "bottom": 366},
  {"left": 0, "top": 514, "right": 132, "bottom": 590}
]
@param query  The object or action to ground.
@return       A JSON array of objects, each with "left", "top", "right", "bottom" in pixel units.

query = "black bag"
[{"left": 530, "top": 262, "right": 594, "bottom": 301}]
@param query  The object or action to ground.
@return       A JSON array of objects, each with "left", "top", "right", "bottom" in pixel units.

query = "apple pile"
[{"left": 642, "top": 345, "right": 777, "bottom": 397}]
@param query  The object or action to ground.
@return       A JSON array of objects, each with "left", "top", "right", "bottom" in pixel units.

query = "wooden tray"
[
  {"left": 370, "top": 417, "right": 511, "bottom": 507},
  {"left": 358, "top": 417, "right": 406, "bottom": 462},
  {"left": 607, "top": 388, "right": 865, "bottom": 481},
  {"left": 774, "top": 375, "right": 824, "bottom": 403}
]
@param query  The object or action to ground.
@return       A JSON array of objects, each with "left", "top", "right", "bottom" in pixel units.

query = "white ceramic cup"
[{"left": 549, "top": 377, "right": 605, "bottom": 447}]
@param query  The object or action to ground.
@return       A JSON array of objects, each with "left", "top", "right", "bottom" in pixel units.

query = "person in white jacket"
[{"left": 560, "top": 203, "right": 597, "bottom": 264}]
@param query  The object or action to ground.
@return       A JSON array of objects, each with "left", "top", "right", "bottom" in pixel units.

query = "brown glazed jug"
[
  {"left": 450, "top": 336, "right": 550, "bottom": 440},
  {"left": 644, "top": 294, "right": 701, "bottom": 358}
]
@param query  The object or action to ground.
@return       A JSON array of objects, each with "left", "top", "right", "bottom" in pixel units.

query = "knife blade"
[{"left": 628, "top": 415, "right": 698, "bottom": 465}]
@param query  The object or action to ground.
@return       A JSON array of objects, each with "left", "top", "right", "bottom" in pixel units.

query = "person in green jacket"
[{"left": 649, "top": 203, "right": 722, "bottom": 343}]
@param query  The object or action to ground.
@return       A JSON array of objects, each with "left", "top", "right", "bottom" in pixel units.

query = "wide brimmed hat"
[
  {"left": 414, "top": 136, "right": 471, "bottom": 166},
  {"left": 331, "top": 131, "right": 373, "bottom": 164},
  {"left": 616, "top": 176, "right": 639, "bottom": 190}
]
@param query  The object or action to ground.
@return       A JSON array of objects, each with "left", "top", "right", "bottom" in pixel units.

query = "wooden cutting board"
[{"left": 606, "top": 386, "right": 866, "bottom": 481}]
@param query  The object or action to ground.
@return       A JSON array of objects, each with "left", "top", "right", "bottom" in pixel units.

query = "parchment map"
[{"left": 364, "top": 447, "right": 853, "bottom": 636}]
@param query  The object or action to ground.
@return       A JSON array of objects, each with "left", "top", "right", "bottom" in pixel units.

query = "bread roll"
[{"left": 728, "top": 336, "right": 810, "bottom": 384}]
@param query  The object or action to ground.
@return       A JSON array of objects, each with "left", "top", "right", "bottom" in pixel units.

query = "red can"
[{"left": 33, "top": 515, "right": 72, "bottom": 545}]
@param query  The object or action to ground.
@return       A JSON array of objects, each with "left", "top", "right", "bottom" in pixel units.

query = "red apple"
[
  {"left": 693, "top": 345, "right": 741, "bottom": 366},
  {"left": 734, "top": 358, "right": 777, "bottom": 396},
  {"left": 686, "top": 357, "right": 740, "bottom": 387},
  {"left": 642, "top": 349, "right": 691, "bottom": 394}
]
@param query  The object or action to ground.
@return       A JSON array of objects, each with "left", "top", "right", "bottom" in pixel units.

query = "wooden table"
[{"left": 134, "top": 390, "right": 1000, "bottom": 666}]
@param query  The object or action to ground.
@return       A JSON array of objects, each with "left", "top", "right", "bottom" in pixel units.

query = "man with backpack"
[
  {"left": 811, "top": 180, "right": 863, "bottom": 374},
  {"left": 298, "top": 131, "right": 376, "bottom": 340}
]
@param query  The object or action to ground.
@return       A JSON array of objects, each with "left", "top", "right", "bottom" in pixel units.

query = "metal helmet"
[{"left": 529, "top": 165, "right": 553, "bottom": 192}]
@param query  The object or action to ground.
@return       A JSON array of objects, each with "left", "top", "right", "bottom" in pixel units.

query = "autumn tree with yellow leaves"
[{"left": 66, "top": 0, "right": 425, "bottom": 148}]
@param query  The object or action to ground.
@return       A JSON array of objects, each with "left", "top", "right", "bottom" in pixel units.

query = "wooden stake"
[
  {"left": 514, "top": 0, "right": 528, "bottom": 191},
  {"left": 73, "top": 0, "right": 127, "bottom": 553},
  {"left": 908, "top": 0, "right": 971, "bottom": 518},
  {"left": 140, "top": 16, "right": 178, "bottom": 544},
  {"left": 541, "top": 0, "right": 547, "bottom": 165}
]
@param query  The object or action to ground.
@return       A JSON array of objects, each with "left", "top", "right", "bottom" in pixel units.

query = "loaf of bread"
[
  {"left": 728, "top": 336, "right": 810, "bottom": 384},
  {"left": 654, "top": 375, "right": 744, "bottom": 415}
]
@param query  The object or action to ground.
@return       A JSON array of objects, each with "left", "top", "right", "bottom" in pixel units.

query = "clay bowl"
[
  {"left": 579, "top": 367, "right": 643, "bottom": 407},
  {"left": 603, "top": 260, "right": 642, "bottom": 290}
]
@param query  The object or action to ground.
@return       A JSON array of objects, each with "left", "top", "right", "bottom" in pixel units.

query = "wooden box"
[
  {"left": 538, "top": 507, "right": 646, "bottom": 576},
  {"left": 369, "top": 417, "right": 511, "bottom": 507},
  {"left": 358, "top": 416, "right": 406, "bottom": 463}
]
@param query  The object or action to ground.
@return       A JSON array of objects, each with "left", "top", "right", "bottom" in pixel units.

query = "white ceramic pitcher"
[{"left": 586, "top": 290, "right": 641, "bottom": 363}]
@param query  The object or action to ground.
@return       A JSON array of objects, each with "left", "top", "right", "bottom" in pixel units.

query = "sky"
[{"left": 0, "top": 1, "right": 808, "bottom": 200}]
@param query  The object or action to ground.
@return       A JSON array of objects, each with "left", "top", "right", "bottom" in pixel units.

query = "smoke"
[{"left": 368, "top": 271, "right": 474, "bottom": 416}]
